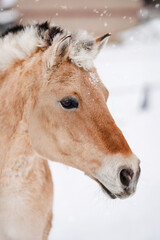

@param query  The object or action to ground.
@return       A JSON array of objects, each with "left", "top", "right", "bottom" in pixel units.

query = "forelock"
[{"left": 69, "top": 30, "right": 97, "bottom": 70}]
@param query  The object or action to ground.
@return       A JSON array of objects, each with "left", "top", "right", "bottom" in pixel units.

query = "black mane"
[
  {"left": 1, "top": 21, "right": 64, "bottom": 46},
  {"left": 1, "top": 25, "right": 25, "bottom": 37}
]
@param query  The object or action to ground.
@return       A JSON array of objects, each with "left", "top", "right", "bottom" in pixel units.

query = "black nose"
[{"left": 120, "top": 169, "right": 134, "bottom": 187}]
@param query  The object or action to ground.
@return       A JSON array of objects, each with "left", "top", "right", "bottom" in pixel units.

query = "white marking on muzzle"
[{"left": 93, "top": 153, "right": 140, "bottom": 196}]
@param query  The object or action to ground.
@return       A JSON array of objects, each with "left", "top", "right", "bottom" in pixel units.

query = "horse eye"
[{"left": 60, "top": 97, "right": 79, "bottom": 110}]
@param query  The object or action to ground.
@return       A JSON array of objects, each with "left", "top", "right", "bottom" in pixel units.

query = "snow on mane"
[{"left": 0, "top": 22, "right": 98, "bottom": 71}]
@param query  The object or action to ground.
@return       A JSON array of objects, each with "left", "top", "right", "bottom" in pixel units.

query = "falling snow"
[
  {"left": 48, "top": 19, "right": 160, "bottom": 240},
  {"left": 155, "top": 3, "right": 160, "bottom": 8}
]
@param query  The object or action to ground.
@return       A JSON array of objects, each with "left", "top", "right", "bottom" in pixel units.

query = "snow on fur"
[{"left": 0, "top": 22, "right": 99, "bottom": 71}]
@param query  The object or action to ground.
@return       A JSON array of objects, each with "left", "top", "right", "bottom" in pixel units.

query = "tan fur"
[
  {"left": 0, "top": 54, "right": 53, "bottom": 239},
  {"left": 0, "top": 34, "right": 140, "bottom": 239}
]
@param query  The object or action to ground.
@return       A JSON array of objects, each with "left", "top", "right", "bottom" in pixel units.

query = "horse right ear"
[
  {"left": 96, "top": 33, "right": 111, "bottom": 53},
  {"left": 43, "top": 35, "right": 71, "bottom": 69}
]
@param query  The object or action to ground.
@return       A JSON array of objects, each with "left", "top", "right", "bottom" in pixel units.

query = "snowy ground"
[{"left": 49, "top": 19, "right": 160, "bottom": 240}]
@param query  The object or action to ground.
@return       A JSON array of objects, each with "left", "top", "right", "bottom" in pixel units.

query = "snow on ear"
[
  {"left": 96, "top": 33, "right": 111, "bottom": 52},
  {"left": 43, "top": 35, "right": 71, "bottom": 69}
]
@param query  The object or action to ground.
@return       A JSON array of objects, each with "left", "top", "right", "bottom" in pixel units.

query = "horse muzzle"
[{"left": 93, "top": 154, "right": 141, "bottom": 199}]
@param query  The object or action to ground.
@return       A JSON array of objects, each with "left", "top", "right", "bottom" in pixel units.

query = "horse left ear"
[
  {"left": 96, "top": 33, "right": 111, "bottom": 52},
  {"left": 43, "top": 35, "right": 71, "bottom": 69},
  {"left": 56, "top": 35, "right": 71, "bottom": 58}
]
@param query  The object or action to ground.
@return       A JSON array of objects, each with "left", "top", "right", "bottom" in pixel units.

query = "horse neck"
[{"left": 0, "top": 54, "right": 42, "bottom": 167}]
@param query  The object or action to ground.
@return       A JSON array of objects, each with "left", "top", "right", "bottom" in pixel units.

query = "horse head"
[{"left": 28, "top": 29, "right": 140, "bottom": 199}]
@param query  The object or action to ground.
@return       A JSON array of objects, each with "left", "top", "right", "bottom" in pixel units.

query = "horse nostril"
[{"left": 120, "top": 169, "right": 133, "bottom": 187}]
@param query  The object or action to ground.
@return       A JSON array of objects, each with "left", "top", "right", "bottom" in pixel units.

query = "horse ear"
[
  {"left": 43, "top": 35, "right": 71, "bottom": 69},
  {"left": 56, "top": 35, "right": 71, "bottom": 58},
  {"left": 96, "top": 33, "right": 111, "bottom": 52}
]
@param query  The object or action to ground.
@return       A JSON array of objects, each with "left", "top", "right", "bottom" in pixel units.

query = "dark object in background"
[
  {"left": 0, "top": 0, "right": 19, "bottom": 34},
  {"left": 143, "top": 0, "right": 160, "bottom": 6},
  {"left": 140, "top": 0, "right": 160, "bottom": 21},
  {"left": 141, "top": 85, "right": 150, "bottom": 110}
]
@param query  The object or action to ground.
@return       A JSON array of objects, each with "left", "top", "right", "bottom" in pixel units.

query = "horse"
[{"left": 0, "top": 22, "right": 140, "bottom": 240}]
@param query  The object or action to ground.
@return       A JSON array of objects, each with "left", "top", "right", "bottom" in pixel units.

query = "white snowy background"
[{"left": 48, "top": 19, "right": 160, "bottom": 240}]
